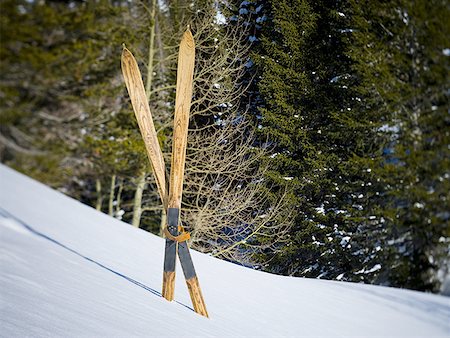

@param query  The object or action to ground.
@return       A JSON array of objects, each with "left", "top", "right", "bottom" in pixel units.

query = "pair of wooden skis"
[{"left": 121, "top": 29, "right": 208, "bottom": 317}]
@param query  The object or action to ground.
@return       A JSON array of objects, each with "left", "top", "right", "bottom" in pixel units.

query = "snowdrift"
[{"left": 1, "top": 164, "right": 449, "bottom": 337}]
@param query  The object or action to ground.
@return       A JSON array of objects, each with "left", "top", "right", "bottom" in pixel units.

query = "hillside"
[{"left": 1, "top": 164, "right": 449, "bottom": 337}]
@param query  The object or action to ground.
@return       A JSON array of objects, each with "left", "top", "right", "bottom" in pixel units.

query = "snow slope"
[{"left": 1, "top": 164, "right": 449, "bottom": 337}]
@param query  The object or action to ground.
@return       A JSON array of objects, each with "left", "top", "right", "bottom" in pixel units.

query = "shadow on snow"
[{"left": 0, "top": 206, "right": 194, "bottom": 313}]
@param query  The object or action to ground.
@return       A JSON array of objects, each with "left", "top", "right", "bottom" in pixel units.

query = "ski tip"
[
  {"left": 121, "top": 45, "right": 133, "bottom": 61},
  {"left": 121, "top": 46, "right": 137, "bottom": 74},
  {"left": 182, "top": 28, "right": 195, "bottom": 50},
  {"left": 122, "top": 44, "right": 132, "bottom": 55}
]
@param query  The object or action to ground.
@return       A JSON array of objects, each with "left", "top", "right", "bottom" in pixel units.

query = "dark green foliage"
[
  {"left": 0, "top": 0, "right": 156, "bottom": 225},
  {"left": 240, "top": 0, "right": 449, "bottom": 292},
  {"left": 347, "top": 0, "right": 450, "bottom": 291},
  {"left": 246, "top": 0, "right": 382, "bottom": 280}
]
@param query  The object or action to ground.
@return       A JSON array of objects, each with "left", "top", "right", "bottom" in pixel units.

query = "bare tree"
[
  {"left": 184, "top": 118, "right": 294, "bottom": 264},
  {"left": 168, "top": 5, "right": 294, "bottom": 265},
  {"left": 121, "top": 2, "right": 294, "bottom": 264}
]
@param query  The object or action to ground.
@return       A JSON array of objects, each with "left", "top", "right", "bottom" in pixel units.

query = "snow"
[
  {"left": 315, "top": 204, "right": 325, "bottom": 215},
  {"left": 330, "top": 75, "right": 342, "bottom": 83},
  {"left": 378, "top": 123, "right": 400, "bottom": 133},
  {"left": 256, "top": 15, "right": 267, "bottom": 24},
  {"left": 338, "top": 28, "right": 355, "bottom": 33},
  {"left": 356, "top": 265, "right": 383, "bottom": 275},
  {"left": 239, "top": 8, "right": 249, "bottom": 15},
  {"left": 366, "top": 264, "right": 382, "bottom": 274},
  {"left": 239, "top": 1, "right": 251, "bottom": 7},
  {"left": 244, "top": 59, "right": 254, "bottom": 68},
  {"left": 1, "top": 164, "right": 450, "bottom": 337},
  {"left": 340, "top": 236, "right": 351, "bottom": 247},
  {"left": 214, "top": 11, "right": 226, "bottom": 25}
]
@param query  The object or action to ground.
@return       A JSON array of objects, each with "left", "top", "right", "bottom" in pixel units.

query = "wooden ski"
[
  {"left": 121, "top": 47, "right": 168, "bottom": 209},
  {"left": 164, "top": 28, "right": 208, "bottom": 317},
  {"left": 121, "top": 29, "right": 208, "bottom": 318}
]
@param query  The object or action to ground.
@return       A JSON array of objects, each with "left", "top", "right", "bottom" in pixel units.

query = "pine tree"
[
  {"left": 348, "top": 0, "right": 450, "bottom": 291},
  {"left": 237, "top": 0, "right": 449, "bottom": 292},
  {"left": 0, "top": 0, "right": 151, "bottom": 223},
  {"left": 235, "top": 0, "right": 392, "bottom": 281}
]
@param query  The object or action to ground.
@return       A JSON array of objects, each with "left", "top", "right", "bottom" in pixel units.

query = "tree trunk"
[
  {"left": 95, "top": 179, "right": 102, "bottom": 211},
  {"left": 159, "top": 208, "right": 167, "bottom": 236},
  {"left": 147, "top": 0, "right": 168, "bottom": 235},
  {"left": 132, "top": 171, "right": 146, "bottom": 228},
  {"left": 115, "top": 178, "right": 123, "bottom": 216},
  {"left": 145, "top": 0, "right": 157, "bottom": 99},
  {"left": 108, "top": 174, "right": 116, "bottom": 216}
]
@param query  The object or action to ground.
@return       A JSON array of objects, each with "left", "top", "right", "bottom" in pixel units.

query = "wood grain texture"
[
  {"left": 168, "top": 29, "right": 195, "bottom": 209},
  {"left": 123, "top": 32, "right": 208, "bottom": 317},
  {"left": 186, "top": 276, "right": 209, "bottom": 318},
  {"left": 162, "top": 271, "right": 175, "bottom": 301},
  {"left": 121, "top": 47, "right": 168, "bottom": 209}
]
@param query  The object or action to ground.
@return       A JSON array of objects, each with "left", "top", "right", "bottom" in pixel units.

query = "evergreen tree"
[
  {"left": 348, "top": 0, "right": 450, "bottom": 291},
  {"left": 235, "top": 0, "right": 399, "bottom": 283},
  {"left": 0, "top": 1, "right": 153, "bottom": 225},
  {"left": 239, "top": 0, "right": 449, "bottom": 292}
]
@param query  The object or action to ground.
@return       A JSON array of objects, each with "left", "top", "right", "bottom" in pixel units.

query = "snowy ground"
[{"left": 1, "top": 164, "right": 449, "bottom": 337}]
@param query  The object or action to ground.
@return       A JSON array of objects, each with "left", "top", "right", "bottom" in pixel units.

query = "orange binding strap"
[{"left": 164, "top": 225, "right": 191, "bottom": 242}]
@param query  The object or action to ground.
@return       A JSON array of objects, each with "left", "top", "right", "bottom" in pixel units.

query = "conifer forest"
[{"left": 1, "top": 0, "right": 449, "bottom": 294}]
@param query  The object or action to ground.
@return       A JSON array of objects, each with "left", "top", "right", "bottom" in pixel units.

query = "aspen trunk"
[
  {"left": 95, "top": 179, "right": 102, "bottom": 211},
  {"left": 132, "top": 171, "right": 146, "bottom": 228},
  {"left": 108, "top": 174, "right": 116, "bottom": 216},
  {"left": 145, "top": 0, "right": 157, "bottom": 99},
  {"left": 115, "top": 178, "right": 123, "bottom": 216},
  {"left": 159, "top": 208, "right": 167, "bottom": 237}
]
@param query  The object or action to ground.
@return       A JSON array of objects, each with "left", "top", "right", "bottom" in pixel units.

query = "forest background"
[{"left": 1, "top": 0, "right": 449, "bottom": 294}]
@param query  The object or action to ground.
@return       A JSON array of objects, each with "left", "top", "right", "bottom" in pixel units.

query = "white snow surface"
[{"left": 1, "top": 164, "right": 450, "bottom": 337}]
